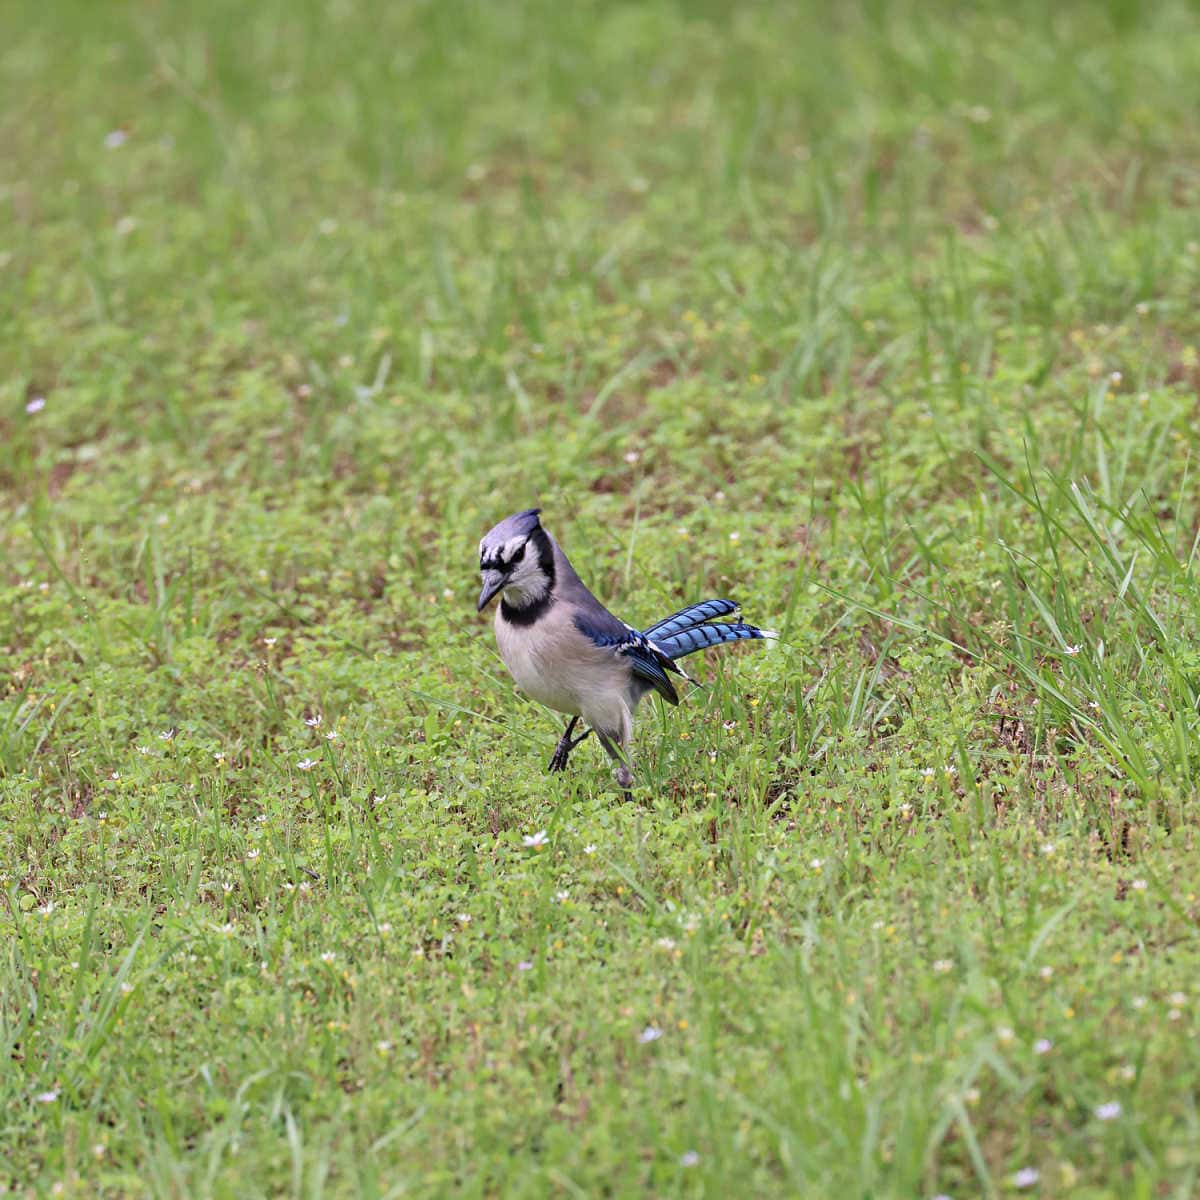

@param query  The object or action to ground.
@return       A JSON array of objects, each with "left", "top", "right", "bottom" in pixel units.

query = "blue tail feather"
[
  {"left": 656, "top": 621, "right": 768, "bottom": 660},
  {"left": 642, "top": 599, "right": 739, "bottom": 641}
]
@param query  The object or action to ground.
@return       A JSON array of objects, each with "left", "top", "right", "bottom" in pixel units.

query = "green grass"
[{"left": 4, "top": 0, "right": 1200, "bottom": 1195}]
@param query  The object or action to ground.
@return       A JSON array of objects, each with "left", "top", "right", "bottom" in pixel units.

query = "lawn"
[{"left": 3, "top": 0, "right": 1200, "bottom": 1195}]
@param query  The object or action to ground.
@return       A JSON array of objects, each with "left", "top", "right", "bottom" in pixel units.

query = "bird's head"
[{"left": 477, "top": 508, "right": 554, "bottom": 612}]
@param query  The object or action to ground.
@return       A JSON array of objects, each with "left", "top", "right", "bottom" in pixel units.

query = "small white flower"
[
  {"left": 1131, "top": 879, "right": 1147, "bottom": 892},
  {"left": 245, "top": 849, "right": 260, "bottom": 862},
  {"left": 104, "top": 129, "right": 128, "bottom": 149},
  {"left": 1040, "top": 843, "right": 1054, "bottom": 855},
  {"left": 624, "top": 450, "right": 640, "bottom": 465},
  {"left": 523, "top": 830, "right": 549, "bottom": 849},
  {"left": 1064, "top": 644, "right": 1081, "bottom": 656},
  {"left": 921, "top": 767, "right": 935, "bottom": 778},
  {"left": 221, "top": 882, "right": 233, "bottom": 894},
  {"left": 809, "top": 858, "right": 823, "bottom": 870},
  {"left": 37, "top": 902, "right": 54, "bottom": 916},
  {"left": 26, "top": 396, "right": 46, "bottom": 414},
  {"left": 1136, "top": 302, "right": 1150, "bottom": 316},
  {"left": 376, "top": 1040, "right": 393, "bottom": 1054},
  {"left": 1013, "top": 1167, "right": 1039, "bottom": 1188},
  {"left": 263, "top": 637, "right": 277, "bottom": 646},
  {"left": 728, "top": 531, "right": 740, "bottom": 542},
  {"left": 1170, "top": 991, "right": 1187, "bottom": 1006},
  {"left": 1033, "top": 1038, "right": 1053, "bottom": 1055},
  {"left": 378, "top": 922, "right": 392, "bottom": 934},
  {"left": 305, "top": 714, "right": 322, "bottom": 727},
  {"left": 679, "top": 1150, "right": 700, "bottom": 1167},
  {"left": 325, "top": 730, "right": 338, "bottom": 741},
  {"left": 554, "top": 890, "right": 569, "bottom": 903},
  {"left": 1110, "top": 371, "right": 1122, "bottom": 385},
  {"left": 35, "top": 1090, "right": 59, "bottom": 1104},
  {"left": 1131, "top": 995, "right": 1146, "bottom": 1009},
  {"left": 119, "top": 981, "right": 133, "bottom": 995},
  {"left": 457, "top": 913, "right": 471, "bottom": 924},
  {"left": 933, "top": 959, "right": 954, "bottom": 975},
  {"left": 115, "top": 215, "right": 137, "bottom": 237},
  {"left": 320, "top": 951, "right": 336, "bottom": 963},
  {"left": 158, "top": 729, "right": 175, "bottom": 742},
  {"left": 656, "top": 937, "right": 677, "bottom": 950},
  {"left": 298, "top": 881, "right": 311, "bottom": 895},
  {"left": 218, "top": 922, "right": 234, "bottom": 935},
  {"left": 517, "top": 961, "right": 533, "bottom": 971},
  {"left": 996, "top": 1026, "right": 1015, "bottom": 1043},
  {"left": 1095, "top": 1101, "right": 1122, "bottom": 1121},
  {"left": 638, "top": 1025, "right": 663, "bottom": 1044},
  {"left": 1038, "top": 965, "right": 1054, "bottom": 980},
  {"left": 297, "top": 758, "right": 318, "bottom": 771},
  {"left": 583, "top": 844, "right": 597, "bottom": 855},
  {"left": 1119, "top": 1063, "right": 1136, "bottom": 1080}
]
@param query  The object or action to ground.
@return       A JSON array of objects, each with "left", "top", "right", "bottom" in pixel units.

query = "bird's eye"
[{"left": 511, "top": 543, "right": 526, "bottom": 564}]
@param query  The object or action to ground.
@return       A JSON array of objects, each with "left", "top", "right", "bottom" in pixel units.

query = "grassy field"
[{"left": 4, "top": 0, "right": 1200, "bottom": 1195}]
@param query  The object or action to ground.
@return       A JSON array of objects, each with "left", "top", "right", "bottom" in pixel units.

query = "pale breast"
[{"left": 494, "top": 604, "right": 632, "bottom": 737}]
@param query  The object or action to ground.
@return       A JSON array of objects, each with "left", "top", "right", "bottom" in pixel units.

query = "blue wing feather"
[
  {"left": 642, "top": 599, "right": 740, "bottom": 640},
  {"left": 623, "top": 645, "right": 680, "bottom": 705}
]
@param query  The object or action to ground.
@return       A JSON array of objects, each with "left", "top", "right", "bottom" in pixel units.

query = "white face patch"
[{"left": 482, "top": 533, "right": 533, "bottom": 568}]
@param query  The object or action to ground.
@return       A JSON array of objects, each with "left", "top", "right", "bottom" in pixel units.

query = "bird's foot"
[
  {"left": 548, "top": 740, "right": 570, "bottom": 772},
  {"left": 616, "top": 764, "right": 635, "bottom": 801},
  {"left": 547, "top": 721, "right": 591, "bottom": 773}
]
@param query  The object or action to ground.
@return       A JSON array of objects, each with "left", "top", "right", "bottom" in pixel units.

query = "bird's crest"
[{"left": 480, "top": 507, "right": 542, "bottom": 566}]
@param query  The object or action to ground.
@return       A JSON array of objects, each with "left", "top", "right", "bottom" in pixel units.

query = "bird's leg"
[{"left": 548, "top": 716, "right": 591, "bottom": 773}]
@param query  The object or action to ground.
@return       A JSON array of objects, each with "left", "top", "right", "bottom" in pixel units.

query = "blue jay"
[{"left": 477, "top": 508, "right": 773, "bottom": 799}]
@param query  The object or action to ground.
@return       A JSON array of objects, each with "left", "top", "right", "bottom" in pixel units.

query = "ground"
[{"left": 3, "top": 0, "right": 1200, "bottom": 1196}]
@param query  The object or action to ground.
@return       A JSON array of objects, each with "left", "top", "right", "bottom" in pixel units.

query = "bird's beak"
[{"left": 477, "top": 569, "right": 506, "bottom": 611}]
